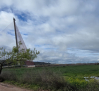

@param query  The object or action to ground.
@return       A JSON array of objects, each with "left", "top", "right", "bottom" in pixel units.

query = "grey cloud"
[{"left": 0, "top": 0, "right": 99, "bottom": 63}]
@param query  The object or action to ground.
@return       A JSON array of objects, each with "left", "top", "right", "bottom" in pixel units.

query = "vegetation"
[
  {"left": 1, "top": 64, "right": 99, "bottom": 91},
  {"left": 0, "top": 42, "right": 40, "bottom": 75}
]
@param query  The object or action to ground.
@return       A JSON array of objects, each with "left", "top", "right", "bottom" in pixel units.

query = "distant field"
[
  {"left": 3, "top": 64, "right": 99, "bottom": 78},
  {"left": 2, "top": 64, "right": 99, "bottom": 91}
]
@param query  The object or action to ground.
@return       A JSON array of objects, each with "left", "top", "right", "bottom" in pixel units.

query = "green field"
[
  {"left": 2, "top": 64, "right": 99, "bottom": 91},
  {"left": 3, "top": 64, "right": 99, "bottom": 76}
]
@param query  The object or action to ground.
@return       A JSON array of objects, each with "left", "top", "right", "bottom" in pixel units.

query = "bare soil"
[{"left": 0, "top": 83, "right": 33, "bottom": 91}]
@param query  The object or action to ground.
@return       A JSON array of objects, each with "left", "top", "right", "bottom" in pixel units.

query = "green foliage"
[
  {"left": 67, "top": 77, "right": 88, "bottom": 89},
  {"left": 0, "top": 42, "right": 40, "bottom": 66},
  {"left": 12, "top": 46, "right": 18, "bottom": 53},
  {"left": 1, "top": 68, "right": 75, "bottom": 91}
]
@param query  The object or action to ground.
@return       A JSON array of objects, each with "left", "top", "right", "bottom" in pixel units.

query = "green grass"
[
  {"left": 2, "top": 64, "right": 99, "bottom": 91},
  {"left": 3, "top": 64, "right": 99, "bottom": 76}
]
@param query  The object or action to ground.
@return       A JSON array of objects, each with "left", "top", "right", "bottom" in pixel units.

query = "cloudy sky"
[{"left": 0, "top": 0, "right": 99, "bottom": 64}]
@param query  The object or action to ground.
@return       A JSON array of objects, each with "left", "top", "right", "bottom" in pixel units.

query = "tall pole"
[{"left": 13, "top": 18, "right": 18, "bottom": 49}]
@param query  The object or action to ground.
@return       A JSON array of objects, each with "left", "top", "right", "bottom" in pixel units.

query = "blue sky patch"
[{"left": 15, "top": 12, "right": 29, "bottom": 22}]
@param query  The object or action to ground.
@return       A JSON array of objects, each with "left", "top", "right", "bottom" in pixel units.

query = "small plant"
[
  {"left": 80, "top": 80, "right": 99, "bottom": 91},
  {"left": 1, "top": 71, "right": 17, "bottom": 81},
  {"left": 68, "top": 77, "right": 88, "bottom": 89}
]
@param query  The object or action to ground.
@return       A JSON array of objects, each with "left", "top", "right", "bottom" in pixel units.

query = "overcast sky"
[{"left": 0, "top": 0, "right": 99, "bottom": 64}]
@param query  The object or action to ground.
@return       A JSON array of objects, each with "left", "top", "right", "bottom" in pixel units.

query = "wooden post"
[{"left": 13, "top": 18, "right": 18, "bottom": 49}]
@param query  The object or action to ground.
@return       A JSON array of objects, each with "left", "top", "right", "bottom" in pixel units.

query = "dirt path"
[{"left": 0, "top": 83, "right": 33, "bottom": 91}]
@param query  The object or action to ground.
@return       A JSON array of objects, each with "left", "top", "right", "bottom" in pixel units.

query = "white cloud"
[
  {"left": 0, "top": 0, "right": 99, "bottom": 63},
  {"left": 0, "top": 11, "right": 14, "bottom": 29}
]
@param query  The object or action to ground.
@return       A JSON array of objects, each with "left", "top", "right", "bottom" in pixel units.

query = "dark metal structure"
[
  {"left": 13, "top": 18, "right": 27, "bottom": 52},
  {"left": 13, "top": 18, "right": 18, "bottom": 49}
]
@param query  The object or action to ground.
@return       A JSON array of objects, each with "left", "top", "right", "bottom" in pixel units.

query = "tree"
[
  {"left": 9, "top": 46, "right": 40, "bottom": 66},
  {"left": 0, "top": 44, "right": 40, "bottom": 74},
  {"left": 0, "top": 47, "right": 6, "bottom": 74}
]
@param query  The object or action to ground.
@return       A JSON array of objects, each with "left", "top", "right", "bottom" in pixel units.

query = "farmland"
[{"left": 1, "top": 64, "right": 99, "bottom": 91}]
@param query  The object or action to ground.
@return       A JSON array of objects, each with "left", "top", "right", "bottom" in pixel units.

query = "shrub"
[
  {"left": 19, "top": 71, "right": 41, "bottom": 84},
  {"left": 37, "top": 69, "right": 75, "bottom": 91},
  {"left": 1, "top": 69, "right": 76, "bottom": 91},
  {"left": 1, "top": 71, "right": 17, "bottom": 81},
  {"left": 80, "top": 80, "right": 99, "bottom": 91},
  {"left": 0, "top": 75, "right": 4, "bottom": 82}
]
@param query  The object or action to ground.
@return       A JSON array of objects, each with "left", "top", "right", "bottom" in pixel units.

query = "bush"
[
  {"left": 21, "top": 69, "right": 75, "bottom": 91},
  {"left": 19, "top": 71, "right": 41, "bottom": 84},
  {"left": 0, "top": 75, "right": 4, "bottom": 82},
  {"left": 1, "top": 71, "right": 17, "bottom": 81},
  {"left": 80, "top": 80, "right": 99, "bottom": 91},
  {"left": 1, "top": 69, "right": 75, "bottom": 91},
  {"left": 38, "top": 69, "right": 67, "bottom": 90}
]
